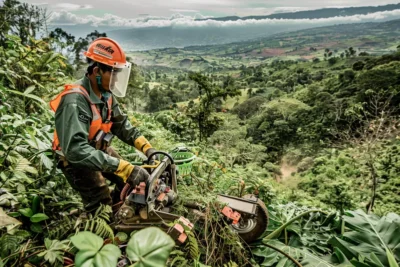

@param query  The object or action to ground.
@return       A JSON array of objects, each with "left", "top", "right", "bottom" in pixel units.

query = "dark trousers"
[{"left": 61, "top": 147, "right": 125, "bottom": 212}]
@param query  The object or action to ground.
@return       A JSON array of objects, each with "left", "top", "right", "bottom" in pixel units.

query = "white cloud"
[
  {"left": 48, "top": 9, "right": 400, "bottom": 27},
  {"left": 170, "top": 9, "right": 199, "bottom": 13},
  {"left": 49, "top": 3, "right": 93, "bottom": 11},
  {"left": 31, "top": 2, "right": 48, "bottom": 5},
  {"left": 272, "top": 7, "right": 313, "bottom": 13},
  {"left": 25, "top": 0, "right": 400, "bottom": 18}
]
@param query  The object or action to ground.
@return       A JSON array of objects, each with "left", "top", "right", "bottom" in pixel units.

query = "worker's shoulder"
[{"left": 59, "top": 81, "right": 91, "bottom": 109}]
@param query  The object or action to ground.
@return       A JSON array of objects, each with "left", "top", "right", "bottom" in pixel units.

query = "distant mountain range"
[
  {"left": 197, "top": 3, "right": 400, "bottom": 21},
  {"left": 106, "top": 13, "right": 400, "bottom": 51},
  {"left": 55, "top": 3, "right": 400, "bottom": 51}
]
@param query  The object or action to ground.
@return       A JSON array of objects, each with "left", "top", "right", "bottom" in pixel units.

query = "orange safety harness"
[{"left": 50, "top": 84, "right": 113, "bottom": 151}]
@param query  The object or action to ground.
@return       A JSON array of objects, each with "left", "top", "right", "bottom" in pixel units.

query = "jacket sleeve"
[
  {"left": 110, "top": 97, "right": 153, "bottom": 154},
  {"left": 55, "top": 94, "right": 120, "bottom": 172}
]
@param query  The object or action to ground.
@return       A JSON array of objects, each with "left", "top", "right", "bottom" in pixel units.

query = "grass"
[
  {"left": 148, "top": 82, "right": 162, "bottom": 89},
  {"left": 223, "top": 89, "right": 249, "bottom": 109}
]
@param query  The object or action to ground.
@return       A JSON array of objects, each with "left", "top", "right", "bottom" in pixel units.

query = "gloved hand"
[
  {"left": 126, "top": 165, "right": 150, "bottom": 188},
  {"left": 114, "top": 159, "right": 150, "bottom": 187}
]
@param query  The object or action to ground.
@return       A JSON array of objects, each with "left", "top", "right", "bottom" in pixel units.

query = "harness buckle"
[{"left": 92, "top": 130, "right": 114, "bottom": 151}]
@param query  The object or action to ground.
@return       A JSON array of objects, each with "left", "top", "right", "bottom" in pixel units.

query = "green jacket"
[{"left": 55, "top": 75, "right": 142, "bottom": 173}]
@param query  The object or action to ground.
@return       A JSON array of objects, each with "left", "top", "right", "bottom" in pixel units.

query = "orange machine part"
[
  {"left": 221, "top": 206, "right": 241, "bottom": 225},
  {"left": 133, "top": 182, "right": 146, "bottom": 195}
]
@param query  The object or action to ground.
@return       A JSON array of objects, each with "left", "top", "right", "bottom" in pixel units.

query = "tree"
[
  {"left": 48, "top": 28, "right": 76, "bottom": 61},
  {"left": 352, "top": 61, "right": 365, "bottom": 71},
  {"left": 0, "top": 0, "right": 47, "bottom": 46},
  {"left": 328, "top": 57, "right": 338, "bottom": 65},
  {"left": 340, "top": 84, "right": 400, "bottom": 213},
  {"left": 146, "top": 87, "right": 171, "bottom": 112},
  {"left": 349, "top": 47, "right": 356, "bottom": 57},
  {"left": 73, "top": 30, "right": 107, "bottom": 68},
  {"left": 248, "top": 98, "right": 311, "bottom": 161},
  {"left": 248, "top": 88, "right": 253, "bottom": 97},
  {"left": 312, "top": 57, "right": 320, "bottom": 63},
  {"left": 188, "top": 72, "right": 241, "bottom": 141}
]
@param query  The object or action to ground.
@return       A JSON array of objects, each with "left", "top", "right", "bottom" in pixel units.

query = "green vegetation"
[{"left": 1, "top": 1, "right": 400, "bottom": 266}]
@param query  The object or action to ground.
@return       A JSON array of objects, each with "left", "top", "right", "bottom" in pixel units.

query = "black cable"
[{"left": 147, "top": 151, "right": 174, "bottom": 165}]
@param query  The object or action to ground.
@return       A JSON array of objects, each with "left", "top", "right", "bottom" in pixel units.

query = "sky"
[
  {"left": 18, "top": 0, "right": 400, "bottom": 50},
  {"left": 26, "top": 0, "right": 400, "bottom": 22}
]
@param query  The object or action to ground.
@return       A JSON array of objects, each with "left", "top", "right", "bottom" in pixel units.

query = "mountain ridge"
[{"left": 196, "top": 3, "right": 400, "bottom": 21}]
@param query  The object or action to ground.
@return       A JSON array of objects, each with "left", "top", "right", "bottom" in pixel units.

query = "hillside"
[
  {"left": 1, "top": 1, "right": 400, "bottom": 267},
  {"left": 129, "top": 19, "right": 400, "bottom": 70}
]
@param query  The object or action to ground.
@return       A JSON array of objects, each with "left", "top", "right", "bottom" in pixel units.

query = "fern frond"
[
  {"left": 94, "top": 205, "right": 112, "bottom": 222},
  {"left": 0, "top": 234, "right": 24, "bottom": 258},
  {"left": 14, "top": 145, "right": 30, "bottom": 154},
  {"left": 185, "top": 231, "right": 199, "bottom": 260},
  {"left": 93, "top": 218, "right": 114, "bottom": 239},
  {"left": 12, "top": 157, "right": 37, "bottom": 175},
  {"left": 170, "top": 256, "right": 187, "bottom": 267},
  {"left": 224, "top": 261, "right": 239, "bottom": 267},
  {"left": 47, "top": 216, "right": 75, "bottom": 240},
  {"left": 80, "top": 218, "right": 114, "bottom": 240},
  {"left": 75, "top": 205, "right": 114, "bottom": 240}
]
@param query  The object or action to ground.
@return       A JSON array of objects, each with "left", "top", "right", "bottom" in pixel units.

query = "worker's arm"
[
  {"left": 110, "top": 96, "right": 153, "bottom": 155},
  {"left": 55, "top": 94, "right": 120, "bottom": 172}
]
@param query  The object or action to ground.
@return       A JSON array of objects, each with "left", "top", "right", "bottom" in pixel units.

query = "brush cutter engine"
[{"left": 114, "top": 150, "right": 268, "bottom": 244}]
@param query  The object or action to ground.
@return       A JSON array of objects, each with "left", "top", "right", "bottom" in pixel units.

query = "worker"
[{"left": 50, "top": 37, "right": 155, "bottom": 213}]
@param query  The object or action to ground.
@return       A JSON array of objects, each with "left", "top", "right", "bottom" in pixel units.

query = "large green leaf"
[
  {"left": 260, "top": 240, "right": 338, "bottom": 267},
  {"left": 387, "top": 248, "right": 399, "bottom": 267},
  {"left": 19, "top": 208, "right": 33, "bottom": 218},
  {"left": 342, "top": 210, "right": 400, "bottom": 266},
  {"left": 38, "top": 152, "right": 53, "bottom": 169},
  {"left": 71, "top": 231, "right": 103, "bottom": 252},
  {"left": 126, "top": 227, "right": 175, "bottom": 267},
  {"left": 6, "top": 89, "right": 46, "bottom": 106},
  {"left": 328, "top": 236, "right": 358, "bottom": 261},
  {"left": 30, "top": 213, "right": 49, "bottom": 223},
  {"left": 92, "top": 244, "right": 121, "bottom": 267},
  {"left": 71, "top": 231, "right": 121, "bottom": 267},
  {"left": 38, "top": 239, "right": 69, "bottom": 264}
]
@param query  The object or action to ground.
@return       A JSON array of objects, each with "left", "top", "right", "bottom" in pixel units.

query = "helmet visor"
[{"left": 109, "top": 62, "right": 131, "bottom": 97}]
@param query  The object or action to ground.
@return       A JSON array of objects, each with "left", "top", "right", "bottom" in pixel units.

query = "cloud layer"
[{"left": 48, "top": 9, "right": 400, "bottom": 28}]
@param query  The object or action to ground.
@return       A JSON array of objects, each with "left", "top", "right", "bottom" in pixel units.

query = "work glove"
[
  {"left": 114, "top": 159, "right": 150, "bottom": 188},
  {"left": 126, "top": 165, "right": 150, "bottom": 188}
]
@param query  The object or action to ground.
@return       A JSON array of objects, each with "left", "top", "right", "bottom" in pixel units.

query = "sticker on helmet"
[
  {"left": 93, "top": 49, "right": 113, "bottom": 59},
  {"left": 95, "top": 44, "right": 115, "bottom": 54}
]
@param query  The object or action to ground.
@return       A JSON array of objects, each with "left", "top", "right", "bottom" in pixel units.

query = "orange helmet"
[
  {"left": 83, "top": 37, "right": 127, "bottom": 68},
  {"left": 84, "top": 37, "right": 132, "bottom": 98}
]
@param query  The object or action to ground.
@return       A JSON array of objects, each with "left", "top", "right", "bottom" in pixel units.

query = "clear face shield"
[{"left": 109, "top": 62, "right": 131, "bottom": 97}]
